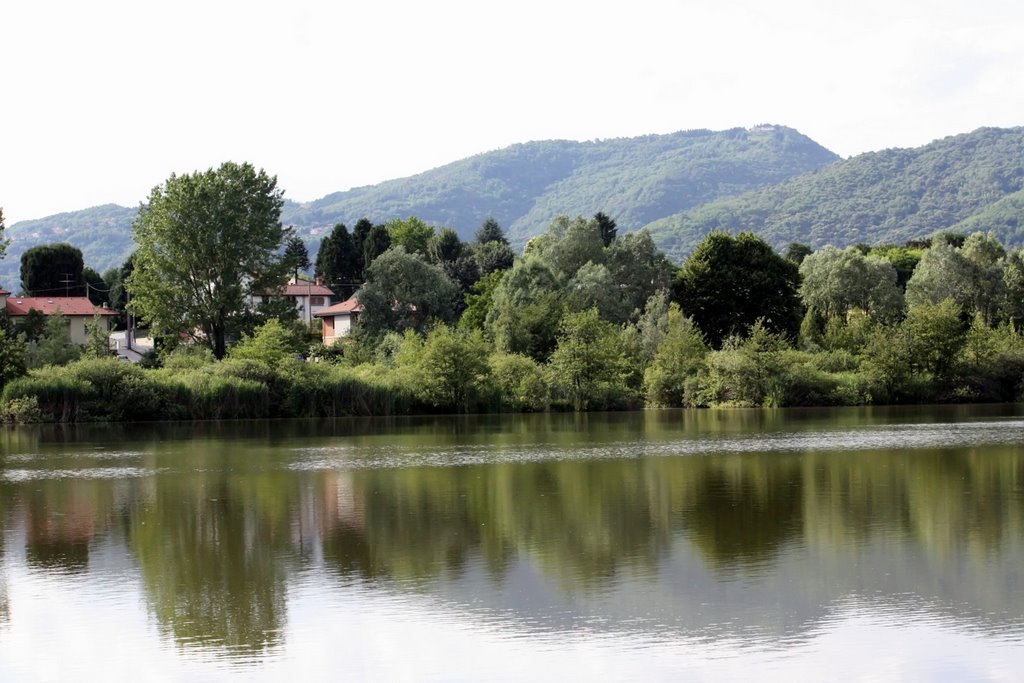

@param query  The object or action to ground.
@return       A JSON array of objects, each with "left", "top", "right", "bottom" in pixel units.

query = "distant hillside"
[
  {"left": 1, "top": 125, "right": 837, "bottom": 286},
  {"left": 645, "top": 127, "right": 1024, "bottom": 261},
  {"left": 284, "top": 125, "right": 839, "bottom": 246}
]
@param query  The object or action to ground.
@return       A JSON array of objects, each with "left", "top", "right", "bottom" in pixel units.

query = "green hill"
[
  {"left": 646, "top": 127, "right": 1024, "bottom": 261},
  {"left": 1, "top": 125, "right": 836, "bottom": 287}
]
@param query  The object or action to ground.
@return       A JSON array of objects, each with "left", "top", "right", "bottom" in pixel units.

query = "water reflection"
[{"left": 0, "top": 407, "right": 1022, "bottom": 667}]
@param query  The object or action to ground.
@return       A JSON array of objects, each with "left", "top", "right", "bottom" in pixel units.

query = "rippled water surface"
[{"left": 1, "top": 406, "right": 1024, "bottom": 681}]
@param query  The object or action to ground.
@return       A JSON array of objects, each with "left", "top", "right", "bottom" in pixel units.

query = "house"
[
  {"left": 313, "top": 295, "right": 363, "bottom": 345},
  {"left": 250, "top": 277, "right": 335, "bottom": 326},
  {"left": 2, "top": 289, "right": 118, "bottom": 345}
]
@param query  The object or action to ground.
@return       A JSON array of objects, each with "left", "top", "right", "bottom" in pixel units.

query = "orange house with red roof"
[{"left": 313, "top": 295, "right": 363, "bottom": 345}]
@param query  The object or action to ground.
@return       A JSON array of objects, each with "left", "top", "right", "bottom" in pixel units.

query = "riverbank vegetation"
[{"left": 5, "top": 165, "right": 1024, "bottom": 422}]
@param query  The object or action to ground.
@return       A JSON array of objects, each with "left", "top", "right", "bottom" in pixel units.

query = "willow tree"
[{"left": 127, "top": 162, "right": 287, "bottom": 359}]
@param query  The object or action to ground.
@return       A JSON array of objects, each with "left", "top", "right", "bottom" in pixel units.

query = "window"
[{"left": 310, "top": 296, "right": 325, "bottom": 306}]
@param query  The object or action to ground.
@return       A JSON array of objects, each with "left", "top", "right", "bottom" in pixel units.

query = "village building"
[
  {"left": 249, "top": 277, "right": 335, "bottom": 326},
  {"left": 313, "top": 295, "right": 362, "bottom": 345},
  {"left": 1, "top": 287, "right": 117, "bottom": 345}
]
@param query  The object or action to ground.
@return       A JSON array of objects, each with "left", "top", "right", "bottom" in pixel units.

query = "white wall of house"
[{"left": 69, "top": 316, "right": 112, "bottom": 345}]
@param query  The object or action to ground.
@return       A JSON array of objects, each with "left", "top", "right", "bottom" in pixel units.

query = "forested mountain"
[
  {"left": 645, "top": 127, "right": 1024, "bottom": 261},
  {"left": 284, "top": 125, "right": 837, "bottom": 246},
  {"left": 1, "top": 125, "right": 835, "bottom": 285}
]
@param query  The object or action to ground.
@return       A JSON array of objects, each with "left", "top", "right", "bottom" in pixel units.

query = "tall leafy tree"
[
  {"left": 799, "top": 246, "right": 902, "bottom": 323},
  {"left": 385, "top": 216, "right": 434, "bottom": 256},
  {"left": 126, "top": 162, "right": 287, "bottom": 359},
  {"left": 356, "top": 247, "right": 461, "bottom": 337},
  {"left": 674, "top": 231, "right": 801, "bottom": 347},
  {"left": 82, "top": 267, "right": 107, "bottom": 306},
  {"left": 20, "top": 243, "right": 85, "bottom": 296},
  {"left": 352, "top": 218, "right": 375, "bottom": 273}
]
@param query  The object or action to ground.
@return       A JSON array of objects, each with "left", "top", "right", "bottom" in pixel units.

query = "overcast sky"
[{"left": 2, "top": 0, "right": 1023, "bottom": 224}]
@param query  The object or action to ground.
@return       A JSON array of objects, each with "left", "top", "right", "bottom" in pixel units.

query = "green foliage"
[
  {"left": 316, "top": 223, "right": 361, "bottom": 296},
  {"left": 902, "top": 299, "right": 967, "bottom": 378},
  {"left": 127, "top": 161, "right": 287, "bottom": 359},
  {"left": 697, "top": 321, "right": 790, "bottom": 407},
  {"left": 475, "top": 218, "right": 509, "bottom": 245},
  {"left": 282, "top": 231, "right": 311, "bottom": 279},
  {"left": 674, "top": 231, "right": 802, "bottom": 347},
  {"left": 229, "top": 319, "right": 303, "bottom": 366},
  {"left": 385, "top": 216, "right": 435, "bottom": 257},
  {"left": 905, "top": 235, "right": 1005, "bottom": 323},
  {"left": 594, "top": 211, "right": 617, "bottom": 247},
  {"left": 24, "top": 311, "right": 80, "bottom": 368},
  {"left": 547, "top": 308, "right": 633, "bottom": 410},
  {"left": 459, "top": 270, "right": 506, "bottom": 332},
  {"left": 0, "top": 327, "right": 27, "bottom": 390},
  {"left": 162, "top": 345, "right": 216, "bottom": 371},
  {"left": 412, "top": 325, "right": 491, "bottom": 411},
  {"left": 488, "top": 352, "right": 549, "bottom": 411},
  {"left": 799, "top": 246, "right": 902, "bottom": 323},
  {"left": 362, "top": 224, "right": 391, "bottom": 267},
  {"left": 83, "top": 314, "right": 111, "bottom": 358},
  {"left": 486, "top": 256, "right": 563, "bottom": 361},
  {"left": 20, "top": 242, "right": 85, "bottom": 296},
  {"left": 605, "top": 230, "right": 676, "bottom": 322},
  {"left": 528, "top": 215, "right": 604, "bottom": 281},
  {"left": 647, "top": 126, "right": 1024, "bottom": 259},
  {"left": 472, "top": 240, "right": 515, "bottom": 276},
  {"left": 357, "top": 247, "right": 461, "bottom": 338},
  {"left": 644, "top": 305, "right": 708, "bottom": 406}
]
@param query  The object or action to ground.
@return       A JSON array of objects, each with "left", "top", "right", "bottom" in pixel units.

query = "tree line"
[{"left": 4, "top": 160, "right": 1024, "bottom": 421}]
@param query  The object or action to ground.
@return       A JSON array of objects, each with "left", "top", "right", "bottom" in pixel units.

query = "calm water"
[{"left": 1, "top": 406, "right": 1023, "bottom": 681}]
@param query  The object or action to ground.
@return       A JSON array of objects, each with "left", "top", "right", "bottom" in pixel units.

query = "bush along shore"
[{"left": 2, "top": 301, "right": 1024, "bottom": 424}]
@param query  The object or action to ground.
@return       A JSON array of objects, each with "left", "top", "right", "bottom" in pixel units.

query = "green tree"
[
  {"left": 126, "top": 162, "right": 287, "bottom": 359},
  {"left": 430, "top": 228, "right": 479, "bottom": 292},
  {"left": 459, "top": 270, "right": 506, "bottom": 332},
  {"left": 357, "top": 247, "right": 461, "bottom": 337},
  {"left": 798, "top": 246, "right": 902, "bottom": 322},
  {"left": 475, "top": 218, "right": 509, "bottom": 246},
  {"left": 674, "top": 231, "right": 802, "bottom": 348},
  {"left": 83, "top": 314, "right": 111, "bottom": 358},
  {"left": 24, "top": 311, "right": 81, "bottom": 368},
  {"left": 527, "top": 215, "right": 604, "bottom": 281},
  {"left": 385, "top": 217, "right": 435, "bottom": 257},
  {"left": 228, "top": 318, "right": 301, "bottom": 366},
  {"left": 486, "top": 256, "right": 563, "bottom": 361},
  {"left": 488, "top": 352, "right": 548, "bottom": 411},
  {"left": 20, "top": 243, "right": 85, "bottom": 296},
  {"left": 903, "top": 299, "right": 966, "bottom": 378},
  {"left": 414, "top": 325, "right": 491, "bottom": 411},
  {"left": 472, "top": 240, "right": 515, "bottom": 276},
  {"left": 282, "top": 231, "right": 311, "bottom": 280},
  {"left": 605, "top": 230, "right": 675, "bottom": 322},
  {"left": 594, "top": 211, "right": 617, "bottom": 248},
  {"left": 362, "top": 224, "right": 391, "bottom": 268},
  {"left": 315, "top": 223, "right": 361, "bottom": 296},
  {"left": 0, "top": 327, "right": 27, "bottom": 390},
  {"left": 643, "top": 304, "right": 708, "bottom": 407},
  {"left": 905, "top": 233, "right": 1005, "bottom": 323},
  {"left": 547, "top": 308, "right": 628, "bottom": 410},
  {"left": 784, "top": 242, "right": 812, "bottom": 265}
]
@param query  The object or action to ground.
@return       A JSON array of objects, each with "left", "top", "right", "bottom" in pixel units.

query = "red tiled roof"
[
  {"left": 257, "top": 282, "right": 335, "bottom": 297},
  {"left": 314, "top": 296, "right": 362, "bottom": 317},
  {"left": 5, "top": 297, "right": 117, "bottom": 317}
]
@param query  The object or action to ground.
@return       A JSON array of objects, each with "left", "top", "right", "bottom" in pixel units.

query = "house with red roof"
[
  {"left": 313, "top": 295, "right": 363, "bottom": 345},
  {"left": 250, "top": 276, "right": 336, "bottom": 326},
  {"left": 1, "top": 287, "right": 118, "bottom": 345}
]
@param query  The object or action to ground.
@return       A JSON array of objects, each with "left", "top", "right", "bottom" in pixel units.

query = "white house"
[
  {"left": 250, "top": 277, "right": 336, "bottom": 326},
  {"left": 313, "top": 295, "right": 362, "bottom": 345}
]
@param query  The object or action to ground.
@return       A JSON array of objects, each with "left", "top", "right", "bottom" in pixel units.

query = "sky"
[{"left": 2, "top": 0, "right": 1024, "bottom": 224}]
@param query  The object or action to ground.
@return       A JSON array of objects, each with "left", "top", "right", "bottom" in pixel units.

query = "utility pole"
[{"left": 59, "top": 273, "right": 75, "bottom": 297}]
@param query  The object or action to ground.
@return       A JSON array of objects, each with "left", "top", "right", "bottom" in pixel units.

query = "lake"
[{"left": 1, "top": 406, "right": 1023, "bottom": 681}]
